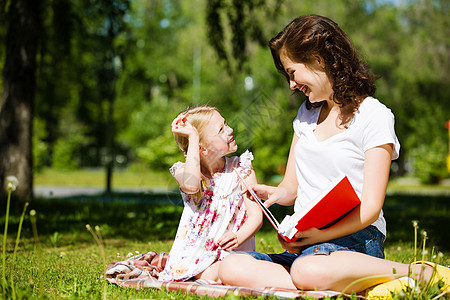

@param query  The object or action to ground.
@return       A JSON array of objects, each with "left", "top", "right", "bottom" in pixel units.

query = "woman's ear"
[{"left": 315, "top": 55, "right": 326, "bottom": 69}]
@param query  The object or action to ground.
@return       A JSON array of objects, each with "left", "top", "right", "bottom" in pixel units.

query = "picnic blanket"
[{"left": 105, "top": 251, "right": 360, "bottom": 299}]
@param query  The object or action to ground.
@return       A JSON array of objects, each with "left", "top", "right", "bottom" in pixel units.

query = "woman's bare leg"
[
  {"left": 219, "top": 253, "right": 296, "bottom": 289},
  {"left": 290, "top": 251, "right": 433, "bottom": 293}
]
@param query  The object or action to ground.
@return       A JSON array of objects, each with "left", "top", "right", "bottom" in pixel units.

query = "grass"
[
  {"left": 3, "top": 168, "right": 450, "bottom": 299},
  {"left": 1, "top": 194, "right": 449, "bottom": 299},
  {"left": 387, "top": 176, "right": 450, "bottom": 196},
  {"left": 34, "top": 167, "right": 179, "bottom": 189}
]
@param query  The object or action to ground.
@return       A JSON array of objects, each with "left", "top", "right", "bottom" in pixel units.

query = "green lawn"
[
  {"left": 34, "top": 167, "right": 179, "bottom": 189},
  {"left": 3, "top": 169, "right": 450, "bottom": 299},
  {"left": 1, "top": 192, "right": 450, "bottom": 299}
]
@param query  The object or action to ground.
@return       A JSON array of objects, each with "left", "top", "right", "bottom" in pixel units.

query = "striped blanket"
[{"left": 105, "top": 251, "right": 357, "bottom": 299}]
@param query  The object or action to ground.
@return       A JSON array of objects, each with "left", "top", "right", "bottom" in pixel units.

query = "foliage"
[
  {"left": 119, "top": 97, "right": 185, "bottom": 171},
  {"left": 2, "top": 0, "right": 450, "bottom": 188},
  {"left": 410, "top": 142, "right": 448, "bottom": 184},
  {"left": 52, "top": 114, "right": 91, "bottom": 170},
  {"left": 205, "top": 0, "right": 281, "bottom": 73},
  {"left": 32, "top": 118, "right": 49, "bottom": 172}
]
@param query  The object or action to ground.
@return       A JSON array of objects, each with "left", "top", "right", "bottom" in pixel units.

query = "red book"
[{"left": 233, "top": 168, "right": 361, "bottom": 242}]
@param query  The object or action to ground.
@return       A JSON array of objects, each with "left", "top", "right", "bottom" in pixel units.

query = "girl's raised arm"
[{"left": 171, "top": 114, "right": 202, "bottom": 194}]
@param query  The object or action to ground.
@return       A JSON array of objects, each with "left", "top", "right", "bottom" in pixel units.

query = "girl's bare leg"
[
  {"left": 195, "top": 261, "right": 222, "bottom": 283},
  {"left": 219, "top": 253, "right": 296, "bottom": 289}
]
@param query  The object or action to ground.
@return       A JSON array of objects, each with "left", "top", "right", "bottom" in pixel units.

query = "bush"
[
  {"left": 410, "top": 142, "right": 448, "bottom": 184},
  {"left": 33, "top": 118, "right": 49, "bottom": 172}
]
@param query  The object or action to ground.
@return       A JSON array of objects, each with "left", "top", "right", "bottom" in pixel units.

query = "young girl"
[
  {"left": 218, "top": 14, "right": 449, "bottom": 297},
  {"left": 158, "top": 105, "right": 262, "bottom": 282}
]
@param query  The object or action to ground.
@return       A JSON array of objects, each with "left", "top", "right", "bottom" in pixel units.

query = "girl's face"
[
  {"left": 279, "top": 52, "right": 333, "bottom": 103},
  {"left": 202, "top": 111, "right": 237, "bottom": 157}
]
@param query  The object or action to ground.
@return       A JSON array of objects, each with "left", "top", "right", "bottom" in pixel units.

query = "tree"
[
  {"left": 0, "top": 0, "right": 41, "bottom": 202},
  {"left": 205, "top": 0, "right": 281, "bottom": 74}
]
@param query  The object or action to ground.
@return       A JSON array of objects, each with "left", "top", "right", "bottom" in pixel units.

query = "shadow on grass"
[{"left": 2, "top": 192, "right": 449, "bottom": 251}]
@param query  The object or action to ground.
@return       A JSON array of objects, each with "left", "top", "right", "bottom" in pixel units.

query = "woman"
[{"left": 218, "top": 14, "right": 449, "bottom": 297}]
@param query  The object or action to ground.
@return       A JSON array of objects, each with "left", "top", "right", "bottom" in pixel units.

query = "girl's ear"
[{"left": 199, "top": 145, "right": 208, "bottom": 156}]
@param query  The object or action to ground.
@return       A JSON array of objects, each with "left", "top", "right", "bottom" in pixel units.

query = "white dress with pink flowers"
[{"left": 158, "top": 150, "right": 255, "bottom": 281}]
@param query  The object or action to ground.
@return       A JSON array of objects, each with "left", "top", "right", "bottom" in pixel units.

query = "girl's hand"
[
  {"left": 216, "top": 232, "right": 239, "bottom": 251},
  {"left": 171, "top": 113, "right": 198, "bottom": 138}
]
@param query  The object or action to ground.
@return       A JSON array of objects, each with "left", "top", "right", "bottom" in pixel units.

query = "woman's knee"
[{"left": 290, "top": 256, "right": 332, "bottom": 290}]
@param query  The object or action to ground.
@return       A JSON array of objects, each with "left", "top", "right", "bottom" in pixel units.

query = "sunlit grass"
[
  {"left": 2, "top": 187, "right": 450, "bottom": 299},
  {"left": 387, "top": 177, "right": 450, "bottom": 195},
  {"left": 35, "top": 168, "right": 450, "bottom": 195},
  {"left": 34, "top": 167, "right": 178, "bottom": 189},
  {"left": 3, "top": 232, "right": 449, "bottom": 299}
]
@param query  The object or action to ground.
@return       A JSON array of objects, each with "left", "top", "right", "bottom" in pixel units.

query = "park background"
[{"left": 1, "top": 0, "right": 450, "bottom": 299}]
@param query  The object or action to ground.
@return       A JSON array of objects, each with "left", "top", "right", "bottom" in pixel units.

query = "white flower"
[
  {"left": 127, "top": 252, "right": 133, "bottom": 258},
  {"left": 239, "top": 150, "right": 253, "bottom": 170},
  {"left": 135, "top": 250, "right": 140, "bottom": 254},
  {"left": 6, "top": 176, "right": 19, "bottom": 191}
]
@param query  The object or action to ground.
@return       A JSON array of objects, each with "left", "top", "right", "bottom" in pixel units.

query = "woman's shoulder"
[
  {"left": 356, "top": 97, "right": 395, "bottom": 121},
  {"left": 359, "top": 97, "right": 392, "bottom": 113}
]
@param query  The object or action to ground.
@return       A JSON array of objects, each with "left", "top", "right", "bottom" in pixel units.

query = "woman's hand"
[
  {"left": 250, "top": 184, "right": 275, "bottom": 202},
  {"left": 277, "top": 234, "right": 303, "bottom": 254},
  {"left": 171, "top": 113, "right": 198, "bottom": 138},
  {"left": 251, "top": 184, "right": 294, "bottom": 208},
  {"left": 278, "top": 227, "right": 325, "bottom": 253}
]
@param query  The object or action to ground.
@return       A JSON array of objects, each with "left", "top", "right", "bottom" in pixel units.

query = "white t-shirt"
[{"left": 292, "top": 97, "right": 400, "bottom": 236}]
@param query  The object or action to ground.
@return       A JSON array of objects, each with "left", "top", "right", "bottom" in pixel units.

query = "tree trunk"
[{"left": 0, "top": 0, "right": 41, "bottom": 203}]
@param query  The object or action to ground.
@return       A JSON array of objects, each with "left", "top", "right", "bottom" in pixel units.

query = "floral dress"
[{"left": 158, "top": 150, "right": 255, "bottom": 281}]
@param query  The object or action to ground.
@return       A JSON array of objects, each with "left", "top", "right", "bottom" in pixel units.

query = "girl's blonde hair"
[{"left": 173, "top": 105, "right": 219, "bottom": 155}]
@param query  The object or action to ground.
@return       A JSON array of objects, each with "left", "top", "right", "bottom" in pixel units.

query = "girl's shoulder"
[{"left": 225, "top": 150, "right": 253, "bottom": 173}]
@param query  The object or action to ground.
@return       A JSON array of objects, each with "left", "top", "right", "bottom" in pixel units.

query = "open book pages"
[
  {"left": 233, "top": 167, "right": 360, "bottom": 243},
  {"left": 278, "top": 215, "right": 298, "bottom": 240}
]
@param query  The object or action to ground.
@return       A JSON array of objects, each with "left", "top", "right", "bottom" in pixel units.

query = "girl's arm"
[
  {"left": 281, "top": 143, "right": 393, "bottom": 251},
  {"left": 217, "top": 167, "right": 263, "bottom": 250},
  {"left": 171, "top": 114, "right": 202, "bottom": 194},
  {"left": 252, "top": 134, "right": 299, "bottom": 207}
]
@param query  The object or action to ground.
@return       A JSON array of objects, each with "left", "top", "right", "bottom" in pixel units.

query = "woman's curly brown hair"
[{"left": 269, "top": 14, "right": 377, "bottom": 121}]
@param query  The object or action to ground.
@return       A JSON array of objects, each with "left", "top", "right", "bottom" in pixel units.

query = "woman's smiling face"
[{"left": 279, "top": 52, "right": 333, "bottom": 103}]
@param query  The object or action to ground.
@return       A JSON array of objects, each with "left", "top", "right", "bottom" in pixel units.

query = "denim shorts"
[{"left": 247, "top": 226, "right": 385, "bottom": 267}]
